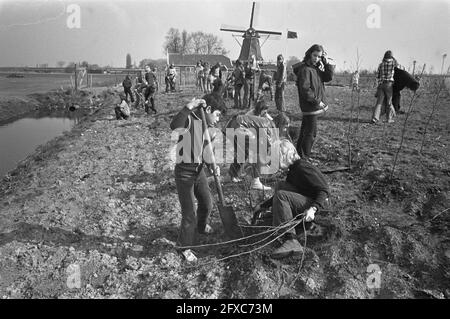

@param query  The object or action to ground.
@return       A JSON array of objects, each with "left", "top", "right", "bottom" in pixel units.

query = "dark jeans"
[
  {"left": 165, "top": 76, "right": 176, "bottom": 92},
  {"left": 234, "top": 84, "right": 243, "bottom": 108},
  {"left": 114, "top": 106, "right": 129, "bottom": 120},
  {"left": 243, "top": 78, "right": 254, "bottom": 108},
  {"left": 373, "top": 81, "right": 395, "bottom": 122},
  {"left": 296, "top": 114, "right": 317, "bottom": 158},
  {"left": 275, "top": 83, "right": 285, "bottom": 111},
  {"left": 272, "top": 181, "right": 312, "bottom": 235},
  {"left": 174, "top": 163, "right": 213, "bottom": 247},
  {"left": 228, "top": 134, "right": 260, "bottom": 179},
  {"left": 144, "top": 86, "right": 157, "bottom": 113},
  {"left": 124, "top": 87, "right": 134, "bottom": 103}
]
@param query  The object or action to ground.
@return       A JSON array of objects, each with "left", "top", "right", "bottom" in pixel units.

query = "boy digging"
[{"left": 170, "top": 97, "right": 226, "bottom": 262}]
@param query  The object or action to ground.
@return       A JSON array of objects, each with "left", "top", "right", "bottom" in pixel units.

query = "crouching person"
[
  {"left": 115, "top": 93, "right": 131, "bottom": 120},
  {"left": 270, "top": 140, "right": 329, "bottom": 259},
  {"left": 170, "top": 97, "right": 225, "bottom": 262},
  {"left": 225, "top": 105, "right": 277, "bottom": 191}
]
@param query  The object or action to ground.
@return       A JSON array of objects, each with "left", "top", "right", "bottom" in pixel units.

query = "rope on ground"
[
  {"left": 239, "top": 214, "right": 305, "bottom": 249},
  {"left": 184, "top": 219, "right": 303, "bottom": 269},
  {"left": 175, "top": 216, "right": 299, "bottom": 250}
]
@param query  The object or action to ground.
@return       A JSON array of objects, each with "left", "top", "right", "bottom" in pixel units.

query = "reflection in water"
[{"left": 0, "top": 115, "right": 78, "bottom": 177}]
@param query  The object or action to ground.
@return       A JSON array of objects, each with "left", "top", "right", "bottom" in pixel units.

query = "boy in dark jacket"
[
  {"left": 243, "top": 56, "right": 260, "bottom": 108},
  {"left": 122, "top": 75, "right": 134, "bottom": 103},
  {"left": 170, "top": 97, "right": 226, "bottom": 262},
  {"left": 232, "top": 60, "right": 245, "bottom": 108},
  {"left": 295, "top": 44, "right": 335, "bottom": 159},
  {"left": 144, "top": 66, "right": 158, "bottom": 114},
  {"left": 257, "top": 69, "right": 273, "bottom": 101}
]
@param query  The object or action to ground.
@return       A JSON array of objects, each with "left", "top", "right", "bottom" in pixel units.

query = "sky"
[{"left": 0, "top": 0, "right": 449, "bottom": 72}]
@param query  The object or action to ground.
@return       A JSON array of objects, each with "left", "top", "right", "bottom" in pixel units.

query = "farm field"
[{"left": 0, "top": 78, "right": 448, "bottom": 299}]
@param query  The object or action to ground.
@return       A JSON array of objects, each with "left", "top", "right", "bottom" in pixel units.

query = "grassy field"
[{"left": 0, "top": 76, "right": 448, "bottom": 298}]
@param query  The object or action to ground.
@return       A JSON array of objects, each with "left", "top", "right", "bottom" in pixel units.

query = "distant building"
[{"left": 167, "top": 53, "right": 233, "bottom": 72}]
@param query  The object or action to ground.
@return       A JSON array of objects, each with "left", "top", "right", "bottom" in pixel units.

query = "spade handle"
[{"left": 199, "top": 107, "right": 226, "bottom": 206}]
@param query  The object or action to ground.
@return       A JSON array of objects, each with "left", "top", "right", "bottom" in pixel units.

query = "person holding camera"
[{"left": 294, "top": 44, "right": 335, "bottom": 160}]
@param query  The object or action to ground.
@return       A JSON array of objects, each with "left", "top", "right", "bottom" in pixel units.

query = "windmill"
[{"left": 220, "top": 2, "right": 282, "bottom": 63}]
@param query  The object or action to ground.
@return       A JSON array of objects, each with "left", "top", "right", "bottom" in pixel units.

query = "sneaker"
[
  {"left": 198, "top": 224, "right": 214, "bottom": 235},
  {"left": 387, "top": 119, "right": 395, "bottom": 123},
  {"left": 231, "top": 177, "right": 242, "bottom": 183},
  {"left": 271, "top": 239, "right": 304, "bottom": 259},
  {"left": 251, "top": 179, "right": 272, "bottom": 191},
  {"left": 371, "top": 118, "right": 378, "bottom": 124},
  {"left": 181, "top": 249, "right": 197, "bottom": 263}
]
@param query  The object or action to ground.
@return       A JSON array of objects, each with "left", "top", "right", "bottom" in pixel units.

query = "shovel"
[{"left": 199, "top": 106, "right": 243, "bottom": 240}]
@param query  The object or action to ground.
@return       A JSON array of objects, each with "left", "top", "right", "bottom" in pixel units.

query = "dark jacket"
[
  {"left": 122, "top": 76, "right": 132, "bottom": 89},
  {"left": 170, "top": 107, "right": 206, "bottom": 165},
  {"left": 232, "top": 66, "right": 245, "bottom": 86},
  {"left": 393, "top": 67, "right": 419, "bottom": 93},
  {"left": 145, "top": 72, "right": 158, "bottom": 87},
  {"left": 258, "top": 73, "right": 273, "bottom": 89},
  {"left": 260, "top": 158, "right": 329, "bottom": 211},
  {"left": 295, "top": 61, "right": 334, "bottom": 113},
  {"left": 286, "top": 159, "right": 329, "bottom": 210}
]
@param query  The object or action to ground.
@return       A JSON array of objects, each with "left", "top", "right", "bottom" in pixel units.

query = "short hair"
[
  {"left": 254, "top": 99, "right": 268, "bottom": 116},
  {"left": 202, "top": 87, "right": 227, "bottom": 114},
  {"left": 383, "top": 50, "right": 393, "bottom": 60},
  {"left": 212, "top": 78, "right": 223, "bottom": 93}
]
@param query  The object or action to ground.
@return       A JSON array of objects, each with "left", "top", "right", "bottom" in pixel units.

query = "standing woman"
[
  {"left": 372, "top": 50, "right": 399, "bottom": 124},
  {"left": 195, "top": 61, "right": 204, "bottom": 92},
  {"left": 274, "top": 54, "right": 287, "bottom": 112},
  {"left": 202, "top": 61, "right": 211, "bottom": 93},
  {"left": 232, "top": 60, "right": 245, "bottom": 108},
  {"left": 295, "top": 44, "right": 335, "bottom": 160}
]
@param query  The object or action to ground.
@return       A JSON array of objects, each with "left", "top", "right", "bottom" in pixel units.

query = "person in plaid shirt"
[{"left": 372, "top": 50, "right": 400, "bottom": 123}]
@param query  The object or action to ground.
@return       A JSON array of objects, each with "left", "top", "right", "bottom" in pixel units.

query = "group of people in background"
[
  {"left": 229, "top": 54, "right": 287, "bottom": 112},
  {"left": 195, "top": 61, "right": 227, "bottom": 94}
]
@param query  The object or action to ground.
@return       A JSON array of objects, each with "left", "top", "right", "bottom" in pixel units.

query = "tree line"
[{"left": 163, "top": 28, "right": 228, "bottom": 55}]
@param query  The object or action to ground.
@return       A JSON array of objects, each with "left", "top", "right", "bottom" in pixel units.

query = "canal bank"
[{"left": 0, "top": 88, "right": 114, "bottom": 178}]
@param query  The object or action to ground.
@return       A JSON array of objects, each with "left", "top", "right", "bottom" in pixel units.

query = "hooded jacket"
[{"left": 295, "top": 60, "right": 334, "bottom": 113}]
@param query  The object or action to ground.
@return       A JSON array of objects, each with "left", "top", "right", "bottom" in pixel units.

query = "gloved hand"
[{"left": 303, "top": 206, "right": 317, "bottom": 222}]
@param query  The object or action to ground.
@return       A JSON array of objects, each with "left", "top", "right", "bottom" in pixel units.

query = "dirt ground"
[{"left": 0, "top": 81, "right": 448, "bottom": 299}]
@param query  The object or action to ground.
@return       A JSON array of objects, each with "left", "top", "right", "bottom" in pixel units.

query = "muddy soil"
[{"left": 0, "top": 83, "right": 448, "bottom": 299}]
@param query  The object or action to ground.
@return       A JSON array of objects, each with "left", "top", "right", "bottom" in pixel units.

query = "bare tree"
[
  {"left": 190, "top": 31, "right": 205, "bottom": 54},
  {"left": 180, "top": 30, "right": 192, "bottom": 55},
  {"left": 163, "top": 28, "right": 228, "bottom": 55},
  {"left": 390, "top": 64, "right": 426, "bottom": 178},
  {"left": 420, "top": 54, "right": 448, "bottom": 153},
  {"left": 346, "top": 48, "right": 362, "bottom": 169},
  {"left": 204, "top": 33, "right": 227, "bottom": 55},
  {"left": 163, "top": 28, "right": 182, "bottom": 53},
  {"left": 56, "top": 61, "right": 66, "bottom": 68}
]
